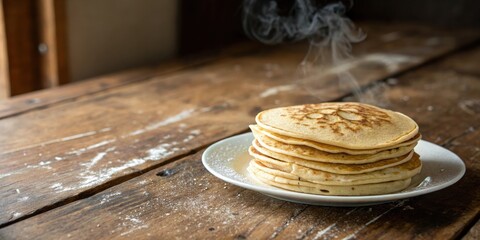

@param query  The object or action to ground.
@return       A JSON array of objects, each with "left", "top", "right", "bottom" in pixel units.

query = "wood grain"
[
  {"left": 0, "top": 42, "right": 316, "bottom": 227},
  {"left": 0, "top": 23, "right": 478, "bottom": 229},
  {"left": 1, "top": 44, "right": 478, "bottom": 238},
  {"left": 0, "top": 30, "right": 480, "bottom": 239},
  {"left": 463, "top": 219, "right": 480, "bottom": 240},
  {"left": 0, "top": 42, "right": 260, "bottom": 119}
]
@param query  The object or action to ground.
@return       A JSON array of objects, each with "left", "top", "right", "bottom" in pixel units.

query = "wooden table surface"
[{"left": 0, "top": 22, "right": 479, "bottom": 240}]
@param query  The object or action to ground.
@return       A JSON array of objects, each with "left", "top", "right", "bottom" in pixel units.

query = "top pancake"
[{"left": 256, "top": 102, "right": 419, "bottom": 150}]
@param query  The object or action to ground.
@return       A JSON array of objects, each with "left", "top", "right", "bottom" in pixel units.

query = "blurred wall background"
[{"left": 67, "top": 0, "right": 178, "bottom": 81}]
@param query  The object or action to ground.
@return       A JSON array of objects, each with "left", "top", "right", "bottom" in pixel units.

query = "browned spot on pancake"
[{"left": 285, "top": 103, "right": 392, "bottom": 135}]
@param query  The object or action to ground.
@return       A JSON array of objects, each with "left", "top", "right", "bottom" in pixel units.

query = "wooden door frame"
[
  {"left": 0, "top": 0, "right": 69, "bottom": 99},
  {"left": 37, "top": 0, "right": 69, "bottom": 88},
  {"left": 0, "top": 0, "right": 9, "bottom": 99}
]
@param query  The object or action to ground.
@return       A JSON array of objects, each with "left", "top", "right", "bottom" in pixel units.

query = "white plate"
[{"left": 202, "top": 132, "right": 466, "bottom": 207}]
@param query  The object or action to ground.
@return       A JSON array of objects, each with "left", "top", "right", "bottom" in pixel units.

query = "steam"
[{"left": 243, "top": 0, "right": 377, "bottom": 103}]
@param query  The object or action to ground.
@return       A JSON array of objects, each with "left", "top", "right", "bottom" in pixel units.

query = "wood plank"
[
  {"left": 435, "top": 45, "right": 480, "bottom": 76},
  {"left": 0, "top": 42, "right": 260, "bottom": 119},
  {"left": 463, "top": 219, "right": 480, "bottom": 240},
  {"left": 0, "top": 23, "right": 478, "bottom": 227},
  {"left": 1, "top": 44, "right": 478, "bottom": 238}
]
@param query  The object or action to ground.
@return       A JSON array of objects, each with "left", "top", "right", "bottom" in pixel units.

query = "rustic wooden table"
[{"left": 0, "top": 22, "right": 479, "bottom": 240}]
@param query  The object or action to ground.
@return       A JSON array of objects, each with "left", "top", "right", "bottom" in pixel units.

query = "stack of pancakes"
[{"left": 247, "top": 102, "right": 422, "bottom": 196}]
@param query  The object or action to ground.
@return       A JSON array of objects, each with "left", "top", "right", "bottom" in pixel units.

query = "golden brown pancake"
[
  {"left": 253, "top": 132, "right": 416, "bottom": 164},
  {"left": 248, "top": 164, "right": 413, "bottom": 196},
  {"left": 249, "top": 144, "right": 415, "bottom": 174},
  {"left": 248, "top": 152, "right": 421, "bottom": 185},
  {"left": 247, "top": 102, "right": 422, "bottom": 196},
  {"left": 256, "top": 102, "right": 418, "bottom": 150},
  {"left": 250, "top": 124, "right": 421, "bottom": 155}
]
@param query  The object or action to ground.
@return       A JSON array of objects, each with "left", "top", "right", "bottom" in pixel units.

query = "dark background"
[
  {"left": 350, "top": 0, "right": 480, "bottom": 28},
  {"left": 179, "top": 0, "right": 480, "bottom": 55}
]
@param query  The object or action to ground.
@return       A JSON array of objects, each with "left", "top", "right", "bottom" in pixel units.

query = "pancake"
[
  {"left": 250, "top": 124, "right": 421, "bottom": 155},
  {"left": 253, "top": 131, "right": 416, "bottom": 164},
  {"left": 248, "top": 153, "right": 421, "bottom": 185},
  {"left": 256, "top": 102, "right": 419, "bottom": 150},
  {"left": 247, "top": 102, "right": 422, "bottom": 196},
  {"left": 249, "top": 144, "right": 415, "bottom": 174},
  {"left": 248, "top": 164, "right": 412, "bottom": 196}
]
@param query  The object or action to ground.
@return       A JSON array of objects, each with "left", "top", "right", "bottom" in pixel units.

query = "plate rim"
[{"left": 202, "top": 132, "right": 466, "bottom": 204}]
